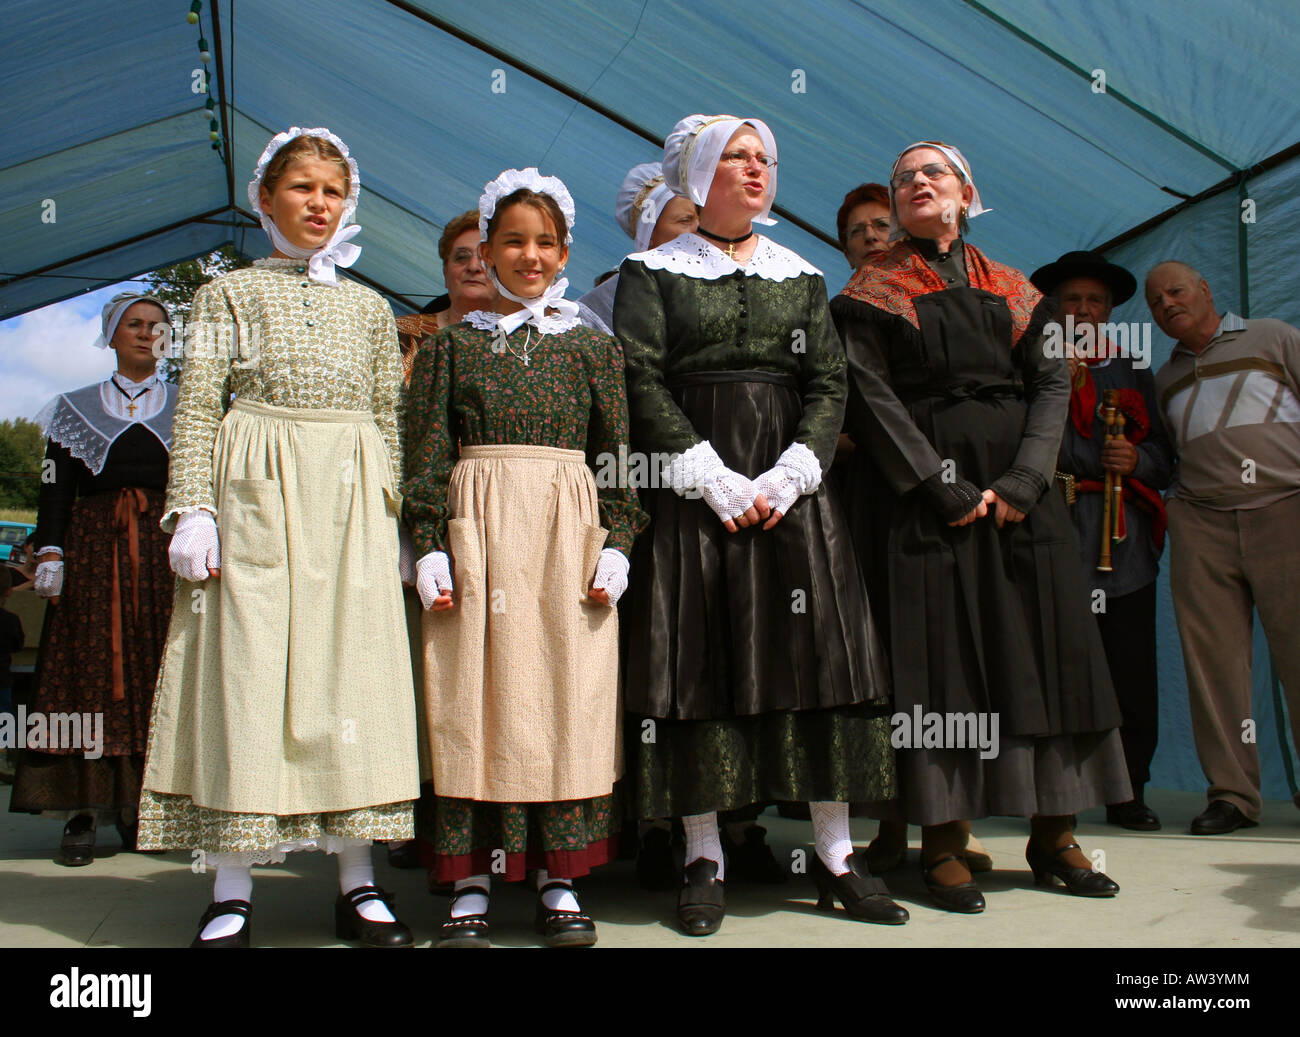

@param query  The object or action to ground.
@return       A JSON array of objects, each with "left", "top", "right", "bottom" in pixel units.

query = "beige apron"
[
  {"left": 423, "top": 444, "right": 621, "bottom": 802},
  {"left": 143, "top": 399, "right": 419, "bottom": 815}
]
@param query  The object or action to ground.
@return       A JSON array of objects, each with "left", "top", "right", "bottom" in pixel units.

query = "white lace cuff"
[
  {"left": 161, "top": 503, "right": 217, "bottom": 534},
  {"left": 666, "top": 440, "right": 724, "bottom": 495},
  {"left": 776, "top": 441, "right": 823, "bottom": 495},
  {"left": 37, "top": 545, "right": 63, "bottom": 558}
]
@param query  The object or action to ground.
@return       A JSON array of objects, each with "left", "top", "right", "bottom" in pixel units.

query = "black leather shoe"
[
  {"left": 636, "top": 826, "right": 679, "bottom": 891},
  {"left": 57, "top": 815, "right": 96, "bottom": 867},
  {"left": 677, "top": 858, "right": 725, "bottom": 936},
  {"left": 920, "top": 853, "right": 986, "bottom": 913},
  {"left": 724, "top": 824, "right": 788, "bottom": 884},
  {"left": 190, "top": 899, "right": 251, "bottom": 948},
  {"left": 437, "top": 885, "right": 490, "bottom": 948},
  {"left": 1106, "top": 800, "right": 1162, "bottom": 831},
  {"left": 1190, "top": 800, "right": 1258, "bottom": 835},
  {"left": 334, "top": 886, "right": 414, "bottom": 947},
  {"left": 534, "top": 882, "right": 597, "bottom": 947},
  {"left": 812, "top": 851, "right": 908, "bottom": 924},
  {"left": 1025, "top": 840, "right": 1119, "bottom": 896}
]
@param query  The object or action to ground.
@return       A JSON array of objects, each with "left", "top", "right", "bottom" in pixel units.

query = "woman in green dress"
[
  {"left": 614, "top": 114, "right": 902, "bottom": 935},
  {"left": 403, "top": 168, "right": 647, "bottom": 948}
]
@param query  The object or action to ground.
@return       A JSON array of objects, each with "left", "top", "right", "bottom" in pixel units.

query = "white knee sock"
[
  {"left": 682, "top": 812, "right": 724, "bottom": 880},
  {"left": 337, "top": 842, "right": 395, "bottom": 922},
  {"left": 451, "top": 875, "right": 489, "bottom": 918},
  {"left": 810, "top": 801, "right": 853, "bottom": 875},
  {"left": 201, "top": 865, "right": 252, "bottom": 940},
  {"left": 535, "top": 869, "right": 580, "bottom": 912}
]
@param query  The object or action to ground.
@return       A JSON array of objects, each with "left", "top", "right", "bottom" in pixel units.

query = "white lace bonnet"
[
  {"left": 247, "top": 127, "right": 363, "bottom": 285},
  {"left": 247, "top": 126, "right": 361, "bottom": 223},
  {"left": 477, "top": 167, "right": 576, "bottom": 245}
]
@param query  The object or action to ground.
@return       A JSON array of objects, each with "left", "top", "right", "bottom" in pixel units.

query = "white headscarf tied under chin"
[
  {"left": 248, "top": 127, "right": 363, "bottom": 287},
  {"left": 477, "top": 168, "right": 581, "bottom": 336}
]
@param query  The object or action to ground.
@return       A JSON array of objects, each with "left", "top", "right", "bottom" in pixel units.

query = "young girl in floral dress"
[
  {"left": 403, "top": 168, "right": 646, "bottom": 948},
  {"left": 138, "top": 127, "right": 420, "bottom": 948}
]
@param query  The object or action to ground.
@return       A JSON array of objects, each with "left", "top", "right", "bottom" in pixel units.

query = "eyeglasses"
[
  {"left": 847, "top": 219, "right": 892, "bottom": 240},
  {"left": 719, "top": 150, "right": 777, "bottom": 170},
  {"left": 890, "top": 162, "right": 956, "bottom": 190}
]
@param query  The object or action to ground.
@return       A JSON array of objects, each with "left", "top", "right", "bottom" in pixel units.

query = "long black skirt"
[
  {"left": 623, "top": 375, "right": 895, "bottom": 818},
  {"left": 843, "top": 395, "right": 1131, "bottom": 823}
]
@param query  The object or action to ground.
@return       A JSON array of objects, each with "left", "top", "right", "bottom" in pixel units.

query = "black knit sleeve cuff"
[
  {"left": 989, "top": 464, "right": 1049, "bottom": 513},
  {"left": 919, "top": 472, "right": 985, "bottom": 523}
]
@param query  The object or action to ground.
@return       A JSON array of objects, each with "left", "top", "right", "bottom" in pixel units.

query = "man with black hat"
[{"left": 1031, "top": 251, "right": 1175, "bottom": 831}]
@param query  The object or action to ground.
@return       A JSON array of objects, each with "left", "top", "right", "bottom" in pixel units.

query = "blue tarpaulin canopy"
[{"left": 2, "top": 0, "right": 1297, "bottom": 796}]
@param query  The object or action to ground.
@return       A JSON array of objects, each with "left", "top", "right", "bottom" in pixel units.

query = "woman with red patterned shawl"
[{"left": 830, "top": 142, "right": 1129, "bottom": 913}]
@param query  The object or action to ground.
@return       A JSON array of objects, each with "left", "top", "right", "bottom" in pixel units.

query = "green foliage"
[
  {"left": 145, "top": 246, "right": 252, "bottom": 382},
  {"left": 0, "top": 418, "right": 47, "bottom": 509}
]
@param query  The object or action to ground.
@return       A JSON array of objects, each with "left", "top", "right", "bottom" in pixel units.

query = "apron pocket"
[
  {"left": 221, "top": 479, "right": 285, "bottom": 568},
  {"left": 382, "top": 484, "right": 403, "bottom": 517},
  {"left": 446, "top": 517, "right": 481, "bottom": 596}
]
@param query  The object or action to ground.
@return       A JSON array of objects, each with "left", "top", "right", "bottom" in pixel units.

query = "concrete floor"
[{"left": 1, "top": 785, "right": 1298, "bottom": 948}]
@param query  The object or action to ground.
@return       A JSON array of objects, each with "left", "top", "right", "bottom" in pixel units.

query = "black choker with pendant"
[{"left": 697, "top": 227, "right": 755, "bottom": 260}]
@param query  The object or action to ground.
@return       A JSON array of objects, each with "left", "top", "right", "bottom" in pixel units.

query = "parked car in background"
[{"left": 0, "top": 520, "right": 35, "bottom": 564}]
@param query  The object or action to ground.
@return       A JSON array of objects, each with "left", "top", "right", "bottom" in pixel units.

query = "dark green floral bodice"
[
  {"left": 613, "top": 236, "right": 848, "bottom": 469},
  {"left": 402, "top": 319, "right": 647, "bottom": 556}
]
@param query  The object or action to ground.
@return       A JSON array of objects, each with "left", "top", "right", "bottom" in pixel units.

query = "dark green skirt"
[
  {"left": 631, "top": 704, "right": 895, "bottom": 818},
  {"left": 414, "top": 782, "right": 619, "bottom": 882}
]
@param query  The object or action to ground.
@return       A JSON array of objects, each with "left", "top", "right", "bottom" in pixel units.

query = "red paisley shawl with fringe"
[{"left": 840, "top": 238, "right": 1043, "bottom": 345}]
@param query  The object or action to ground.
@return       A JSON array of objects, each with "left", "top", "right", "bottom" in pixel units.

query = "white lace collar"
[
  {"left": 462, "top": 309, "right": 583, "bottom": 336},
  {"left": 628, "top": 233, "right": 821, "bottom": 282}
]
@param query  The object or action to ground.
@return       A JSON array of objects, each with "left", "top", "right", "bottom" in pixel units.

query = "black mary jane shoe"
[
  {"left": 677, "top": 857, "right": 725, "bottom": 936},
  {"left": 534, "top": 881, "right": 597, "bottom": 948},
  {"left": 437, "top": 885, "right": 490, "bottom": 948},
  {"left": 811, "top": 851, "right": 909, "bottom": 924},
  {"left": 1025, "top": 840, "right": 1119, "bottom": 897},
  {"left": 920, "top": 853, "right": 986, "bottom": 914},
  {"left": 57, "top": 815, "right": 96, "bottom": 867},
  {"left": 724, "top": 824, "right": 789, "bottom": 885},
  {"left": 190, "top": 899, "right": 251, "bottom": 948},
  {"left": 335, "top": 885, "right": 414, "bottom": 947}
]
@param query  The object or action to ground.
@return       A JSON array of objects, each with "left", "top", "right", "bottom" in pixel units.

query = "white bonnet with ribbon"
[{"left": 248, "top": 127, "right": 363, "bottom": 286}]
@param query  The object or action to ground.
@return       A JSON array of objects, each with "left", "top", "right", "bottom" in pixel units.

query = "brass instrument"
[{"left": 1098, "top": 388, "right": 1124, "bottom": 572}]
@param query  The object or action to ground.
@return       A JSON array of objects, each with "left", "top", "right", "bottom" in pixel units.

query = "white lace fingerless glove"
[
  {"left": 667, "top": 440, "right": 758, "bottom": 523},
  {"left": 590, "top": 548, "right": 629, "bottom": 606},
  {"left": 416, "top": 551, "right": 453, "bottom": 609},
  {"left": 398, "top": 526, "right": 416, "bottom": 585},
  {"left": 169, "top": 509, "right": 221, "bottom": 582},
  {"left": 34, "top": 560, "right": 63, "bottom": 598},
  {"left": 752, "top": 442, "right": 823, "bottom": 517}
]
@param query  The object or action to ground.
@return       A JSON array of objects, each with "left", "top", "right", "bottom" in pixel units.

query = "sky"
[{"left": 0, "top": 281, "right": 142, "bottom": 423}]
